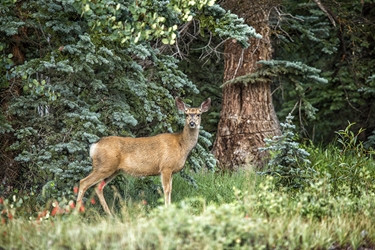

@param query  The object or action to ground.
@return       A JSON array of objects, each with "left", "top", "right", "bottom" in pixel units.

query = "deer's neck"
[{"left": 180, "top": 125, "right": 199, "bottom": 153}]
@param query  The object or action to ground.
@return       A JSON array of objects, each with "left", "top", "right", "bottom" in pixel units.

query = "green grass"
[
  {"left": 93, "top": 170, "right": 253, "bottom": 214},
  {"left": 1, "top": 171, "right": 375, "bottom": 249},
  {"left": 1, "top": 146, "right": 375, "bottom": 249}
]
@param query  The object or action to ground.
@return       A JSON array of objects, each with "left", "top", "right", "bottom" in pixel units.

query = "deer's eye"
[{"left": 197, "top": 114, "right": 200, "bottom": 117}]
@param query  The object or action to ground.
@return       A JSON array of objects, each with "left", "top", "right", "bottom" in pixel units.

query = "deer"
[{"left": 75, "top": 97, "right": 211, "bottom": 215}]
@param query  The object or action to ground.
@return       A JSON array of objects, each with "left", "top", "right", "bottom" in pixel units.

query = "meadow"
[
  {"left": 1, "top": 166, "right": 375, "bottom": 249},
  {"left": 1, "top": 125, "right": 375, "bottom": 249}
]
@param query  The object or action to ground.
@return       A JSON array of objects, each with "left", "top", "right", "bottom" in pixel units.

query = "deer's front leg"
[{"left": 161, "top": 171, "right": 173, "bottom": 205}]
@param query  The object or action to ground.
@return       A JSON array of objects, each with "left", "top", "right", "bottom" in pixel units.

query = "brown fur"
[{"left": 76, "top": 97, "right": 211, "bottom": 215}]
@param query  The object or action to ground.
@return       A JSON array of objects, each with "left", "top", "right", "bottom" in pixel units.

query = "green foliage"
[
  {"left": 272, "top": 1, "right": 375, "bottom": 143},
  {"left": 310, "top": 122, "right": 375, "bottom": 197},
  {"left": 0, "top": 43, "right": 14, "bottom": 133},
  {"left": 259, "top": 114, "right": 315, "bottom": 190},
  {"left": 252, "top": 174, "right": 375, "bottom": 223},
  {"left": 198, "top": 4, "right": 262, "bottom": 48},
  {"left": 75, "top": 0, "right": 257, "bottom": 47},
  {"left": 260, "top": 119, "right": 375, "bottom": 197},
  {"left": 364, "top": 130, "right": 375, "bottom": 149},
  {"left": 223, "top": 60, "right": 327, "bottom": 86},
  {"left": 0, "top": 0, "right": 259, "bottom": 203},
  {"left": 1, "top": 170, "right": 375, "bottom": 249},
  {"left": 76, "top": 0, "right": 182, "bottom": 45},
  {"left": 222, "top": 60, "right": 327, "bottom": 119},
  {"left": 0, "top": 1, "right": 186, "bottom": 198}
]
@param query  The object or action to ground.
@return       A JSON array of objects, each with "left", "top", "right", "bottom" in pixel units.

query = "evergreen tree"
[
  {"left": 259, "top": 114, "right": 314, "bottom": 190},
  {"left": 271, "top": 1, "right": 375, "bottom": 143},
  {"left": 0, "top": 0, "right": 257, "bottom": 200}
]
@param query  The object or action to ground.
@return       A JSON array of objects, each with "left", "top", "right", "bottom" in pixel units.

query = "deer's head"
[{"left": 175, "top": 97, "right": 211, "bottom": 129}]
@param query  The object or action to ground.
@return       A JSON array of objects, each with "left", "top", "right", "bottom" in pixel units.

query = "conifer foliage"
[
  {"left": 259, "top": 115, "right": 314, "bottom": 190},
  {"left": 0, "top": 0, "right": 255, "bottom": 200},
  {"left": 271, "top": 1, "right": 375, "bottom": 143}
]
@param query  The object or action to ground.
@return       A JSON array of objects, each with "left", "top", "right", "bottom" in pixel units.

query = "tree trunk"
[{"left": 213, "top": 0, "right": 281, "bottom": 170}]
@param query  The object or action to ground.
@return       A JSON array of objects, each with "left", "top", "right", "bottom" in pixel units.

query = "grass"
[
  {"left": 1, "top": 142, "right": 375, "bottom": 249},
  {"left": 96, "top": 170, "right": 253, "bottom": 214},
  {"left": 1, "top": 169, "right": 375, "bottom": 249}
]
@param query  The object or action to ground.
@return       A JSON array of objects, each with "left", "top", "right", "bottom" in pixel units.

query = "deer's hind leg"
[
  {"left": 76, "top": 169, "right": 117, "bottom": 214},
  {"left": 94, "top": 171, "right": 120, "bottom": 215}
]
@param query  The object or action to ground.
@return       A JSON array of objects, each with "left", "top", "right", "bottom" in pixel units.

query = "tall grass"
[
  {"left": 1, "top": 167, "right": 375, "bottom": 249},
  {"left": 89, "top": 170, "right": 253, "bottom": 215}
]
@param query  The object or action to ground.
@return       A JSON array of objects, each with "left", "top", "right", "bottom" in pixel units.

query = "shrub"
[
  {"left": 259, "top": 114, "right": 315, "bottom": 190},
  {"left": 309, "top": 122, "right": 375, "bottom": 197}
]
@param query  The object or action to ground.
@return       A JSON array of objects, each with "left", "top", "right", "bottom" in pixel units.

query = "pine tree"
[
  {"left": 259, "top": 114, "right": 314, "bottom": 190},
  {"left": 0, "top": 0, "right": 256, "bottom": 200},
  {"left": 271, "top": 1, "right": 375, "bottom": 143}
]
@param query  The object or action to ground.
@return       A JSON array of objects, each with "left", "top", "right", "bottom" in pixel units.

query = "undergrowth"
[
  {"left": 1, "top": 123, "right": 375, "bottom": 249},
  {"left": 1, "top": 171, "right": 375, "bottom": 249}
]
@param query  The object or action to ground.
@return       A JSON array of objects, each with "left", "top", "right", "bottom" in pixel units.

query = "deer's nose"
[{"left": 189, "top": 121, "right": 196, "bottom": 127}]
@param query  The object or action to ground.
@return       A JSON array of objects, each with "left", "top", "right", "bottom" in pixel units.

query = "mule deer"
[{"left": 76, "top": 97, "right": 211, "bottom": 215}]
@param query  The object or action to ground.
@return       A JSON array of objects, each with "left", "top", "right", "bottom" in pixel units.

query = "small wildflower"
[
  {"left": 69, "top": 200, "right": 75, "bottom": 209},
  {"left": 36, "top": 212, "right": 44, "bottom": 222},
  {"left": 41, "top": 210, "right": 47, "bottom": 217},
  {"left": 73, "top": 186, "right": 79, "bottom": 194},
  {"left": 90, "top": 198, "right": 96, "bottom": 205},
  {"left": 51, "top": 207, "right": 58, "bottom": 216}
]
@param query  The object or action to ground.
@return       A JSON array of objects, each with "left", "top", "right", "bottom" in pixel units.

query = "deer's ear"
[
  {"left": 200, "top": 98, "right": 211, "bottom": 113},
  {"left": 175, "top": 97, "right": 187, "bottom": 112}
]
